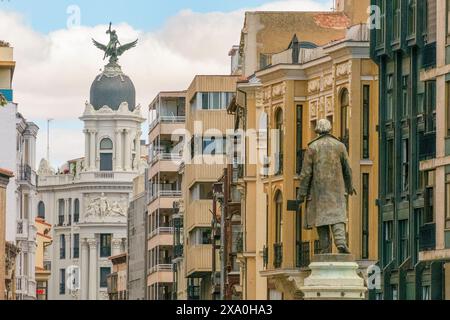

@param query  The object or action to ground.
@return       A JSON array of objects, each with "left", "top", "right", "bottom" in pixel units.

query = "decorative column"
[
  {"left": 83, "top": 129, "right": 90, "bottom": 171},
  {"left": 124, "top": 129, "right": 131, "bottom": 171},
  {"left": 115, "top": 129, "right": 123, "bottom": 171},
  {"left": 112, "top": 238, "right": 123, "bottom": 256},
  {"left": 136, "top": 131, "right": 142, "bottom": 168},
  {"left": 80, "top": 239, "right": 89, "bottom": 300},
  {"left": 87, "top": 238, "right": 98, "bottom": 300},
  {"left": 89, "top": 130, "right": 97, "bottom": 170}
]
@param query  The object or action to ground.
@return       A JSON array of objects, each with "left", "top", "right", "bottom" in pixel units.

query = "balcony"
[
  {"left": 16, "top": 219, "right": 29, "bottom": 240},
  {"left": 419, "top": 223, "right": 436, "bottom": 251},
  {"left": 149, "top": 189, "right": 182, "bottom": 203},
  {"left": 273, "top": 243, "right": 283, "bottom": 269},
  {"left": 147, "top": 264, "right": 174, "bottom": 286},
  {"left": 149, "top": 153, "right": 182, "bottom": 178},
  {"left": 185, "top": 200, "right": 212, "bottom": 232},
  {"left": 186, "top": 245, "right": 213, "bottom": 277},
  {"left": 57, "top": 215, "right": 64, "bottom": 226},
  {"left": 18, "top": 164, "right": 36, "bottom": 185},
  {"left": 149, "top": 115, "right": 186, "bottom": 131},
  {"left": 149, "top": 226, "right": 174, "bottom": 238}
]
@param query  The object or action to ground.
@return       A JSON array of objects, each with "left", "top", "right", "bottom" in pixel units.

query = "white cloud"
[{"left": 0, "top": 0, "right": 332, "bottom": 167}]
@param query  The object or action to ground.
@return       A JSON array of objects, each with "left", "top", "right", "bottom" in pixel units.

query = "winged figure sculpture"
[{"left": 92, "top": 22, "right": 138, "bottom": 64}]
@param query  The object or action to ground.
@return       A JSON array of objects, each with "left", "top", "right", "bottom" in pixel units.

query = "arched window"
[
  {"left": 274, "top": 191, "right": 283, "bottom": 268},
  {"left": 275, "top": 108, "right": 284, "bottom": 175},
  {"left": 340, "top": 88, "right": 350, "bottom": 151},
  {"left": 38, "top": 201, "right": 45, "bottom": 219},
  {"left": 100, "top": 138, "right": 113, "bottom": 171},
  {"left": 275, "top": 191, "right": 283, "bottom": 244},
  {"left": 74, "top": 199, "right": 80, "bottom": 223}
]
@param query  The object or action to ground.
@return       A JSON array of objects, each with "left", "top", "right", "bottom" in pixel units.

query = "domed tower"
[{"left": 80, "top": 25, "right": 144, "bottom": 173}]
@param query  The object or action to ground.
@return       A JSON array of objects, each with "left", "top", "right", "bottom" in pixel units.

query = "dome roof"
[{"left": 90, "top": 64, "right": 136, "bottom": 111}]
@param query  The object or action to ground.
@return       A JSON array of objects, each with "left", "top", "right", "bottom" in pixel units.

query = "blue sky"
[
  {"left": 1, "top": 0, "right": 333, "bottom": 167},
  {"left": 0, "top": 0, "right": 324, "bottom": 33}
]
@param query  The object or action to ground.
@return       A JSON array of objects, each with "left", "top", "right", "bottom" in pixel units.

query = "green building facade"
[{"left": 370, "top": 0, "right": 445, "bottom": 300}]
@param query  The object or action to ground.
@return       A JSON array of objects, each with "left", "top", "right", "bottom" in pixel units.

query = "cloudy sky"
[{"left": 0, "top": 0, "right": 333, "bottom": 168}]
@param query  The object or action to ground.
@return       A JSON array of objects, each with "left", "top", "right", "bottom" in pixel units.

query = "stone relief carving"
[
  {"left": 325, "top": 96, "right": 333, "bottom": 114},
  {"left": 84, "top": 193, "right": 127, "bottom": 222},
  {"left": 272, "top": 82, "right": 286, "bottom": 98},
  {"left": 310, "top": 100, "right": 318, "bottom": 118},
  {"left": 263, "top": 87, "right": 271, "bottom": 102},
  {"left": 308, "top": 79, "right": 320, "bottom": 93},
  {"left": 322, "top": 74, "right": 333, "bottom": 90},
  {"left": 336, "top": 61, "right": 351, "bottom": 78}
]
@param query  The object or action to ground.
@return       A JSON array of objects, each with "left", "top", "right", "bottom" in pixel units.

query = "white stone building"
[
  {"left": 37, "top": 59, "right": 146, "bottom": 300},
  {"left": 1, "top": 43, "right": 39, "bottom": 300}
]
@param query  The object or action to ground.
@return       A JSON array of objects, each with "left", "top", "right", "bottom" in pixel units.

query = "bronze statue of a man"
[{"left": 297, "top": 119, "right": 356, "bottom": 254}]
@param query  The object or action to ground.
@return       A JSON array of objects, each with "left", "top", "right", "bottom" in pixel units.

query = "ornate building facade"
[{"left": 36, "top": 53, "right": 146, "bottom": 300}]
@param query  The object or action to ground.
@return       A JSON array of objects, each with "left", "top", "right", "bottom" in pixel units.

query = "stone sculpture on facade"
[{"left": 85, "top": 193, "right": 126, "bottom": 221}]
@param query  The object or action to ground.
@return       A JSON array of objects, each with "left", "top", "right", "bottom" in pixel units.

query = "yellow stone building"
[
  {"left": 35, "top": 217, "right": 52, "bottom": 300},
  {"left": 229, "top": 0, "right": 375, "bottom": 300},
  {"left": 257, "top": 25, "right": 377, "bottom": 299}
]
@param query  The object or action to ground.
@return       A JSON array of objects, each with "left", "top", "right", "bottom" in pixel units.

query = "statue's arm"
[
  {"left": 341, "top": 145, "right": 355, "bottom": 195},
  {"left": 298, "top": 148, "right": 313, "bottom": 200}
]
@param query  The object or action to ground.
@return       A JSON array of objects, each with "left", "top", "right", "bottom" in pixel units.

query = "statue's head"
[{"left": 315, "top": 118, "right": 332, "bottom": 135}]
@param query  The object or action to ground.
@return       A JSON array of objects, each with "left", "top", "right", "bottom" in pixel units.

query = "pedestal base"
[{"left": 300, "top": 254, "right": 367, "bottom": 300}]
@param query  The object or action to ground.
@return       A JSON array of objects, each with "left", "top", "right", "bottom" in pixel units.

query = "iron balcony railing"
[
  {"left": 273, "top": 243, "right": 283, "bottom": 269},
  {"left": 296, "top": 241, "right": 310, "bottom": 268}
]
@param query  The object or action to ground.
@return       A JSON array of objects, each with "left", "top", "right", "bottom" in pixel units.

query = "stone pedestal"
[{"left": 300, "top": 254, "right": 367, "bottom": 300}]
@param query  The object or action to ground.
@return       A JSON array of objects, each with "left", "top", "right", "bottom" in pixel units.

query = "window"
[
  {"left": 100, "top": 267, "right": 111, "bottom": 288},
  {"left": 401, "top": 139, "right": 409, "bottom": 192},
  {"left": 58, "top": 199, "right": 65, "bottom": 226},
  {"left": 425, "top": 81, "right": 436, "bottom": 132},
  {"left": 376, "top": 0, "right": 386, "bottom": 46},
  {"left": 60, "top": 234, "right": 66, "bottom": 259},
  {"left": 446, "top": 174, "right": 450, "bottom": 228},
  {"left": 386, "top": 74, "right": 394, "bottom": 121},
  {"left": 392, "top": 0, "right": 401, "bottom": 41},
  {"left": 408, "top": 0, "right": 416, "bottom": 36},
  {"left": 296, "top": 105, "right": 303, "bottom": 174},
  {"left": 100, "top": 234, "right": 112, "bottom": 258},
  {"left": 391, "top": 284, "right": 399, "bottom": 300},
  {"left": 422, "top": 286, "right": 431, "bottom": 300},
  {"left": 402, "top": 75, "right": 409, "bottom": 117},
  {"left": 362, "top": 173, "right": 369, "bottom": 259},
  {"left": 362, "top": 85, "right": 370, "bottom": 159},
  {"left": 73, "top": 234, "right": 79, "bottom": 259},
  {"left": 424, "top": 170, "right": 435, "bottom": 223},
  {"left": 260, "top": 53, "right": 272, "bottom": 69},
  {"left": 189, "top": 182, "right": 213, "bottom": 201},
  {"left": 275, "top": 108, "right": 283, "bottom": 175},
  {"left": 275, "top": 191, "right": 283, "bottom": 244},
  {"left": 399, "top": 220, "right": 409, "bottom": 263},
  {"left": 340, "top": 89, "right": 350, "bottom": 151},
  {"left": 383, "top": 221, "right": 393, "bottom": 266},
  {"left": 59, "top": 269, "right": 66, "bottom": 295},
  {"left": 446, "top": 82, "right": 450, "bottom": 136},
  {"left": 100, "top": 138, "right": 113, "bottom": 171},
  {"left": 386, "top": 139, "right": 394, "bottom": 195},
  {"left": 38, "top": 201, "right": 45, "bottom": 219},
  {"left": 202, "top": 137, "right": 225, "bottom": 155},
  {"left": 413, "top": 209, "right": 424, "bottom": 264},
  {"left": 447, "top": 0, "right": 450, "bottom": 42},
  {"left": 74, "top": 199, "right": 80, "bottom": 223},
  {"left": 198, "top": 92, "right": 233, "bottom": 110}
]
